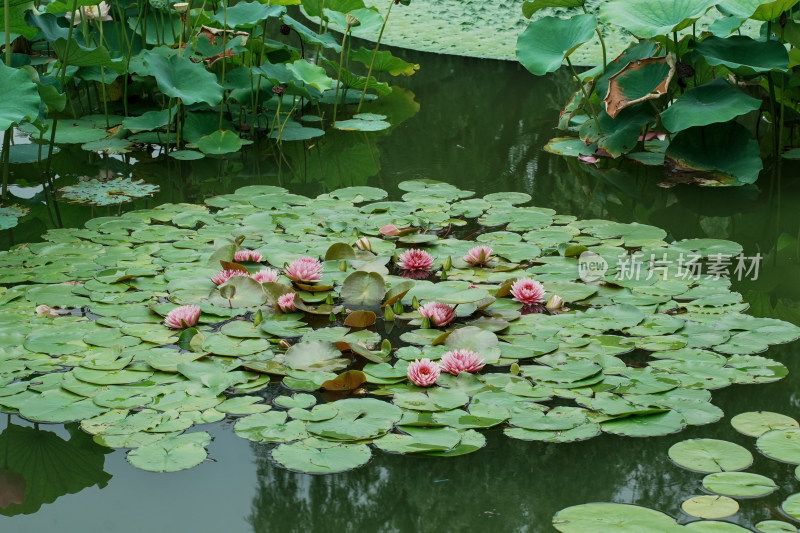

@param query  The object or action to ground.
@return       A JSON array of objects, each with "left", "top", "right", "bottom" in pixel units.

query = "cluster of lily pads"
[
  {"left": 554, "top": 410, "right": 800, "bottom": 531},
  {"left": 0, "top": 181, "right": 798, "bottom": 474}
]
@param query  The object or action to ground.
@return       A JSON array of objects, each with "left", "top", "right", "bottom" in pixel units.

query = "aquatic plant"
[
  {"left": 164, "top": 305, "right": 201, "bottom": 329},
  {"left": 398, "top": 248, "right": 434, "bottom": 270},
  {"left": 284, "top": 256, "right": 323, "bottom": 283},
  {"left": 440, "top": 349, "right": 485, "bottom": 375},
  {"left": 516, "top": 0, "right": 800, "bottom": 186},
  {"left": 407, "top": 358, "right": 441, "bottom": 387},
  {"left": 510, "top": 278, "right": 545, "bottom": 305},
  {"left": 0, "top": 181, "right": 798, "bottom": 475}
]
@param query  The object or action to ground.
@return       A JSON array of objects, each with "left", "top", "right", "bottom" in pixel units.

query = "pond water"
[{"left": 2, "top": 45, "right": 800, "bottom": 532}]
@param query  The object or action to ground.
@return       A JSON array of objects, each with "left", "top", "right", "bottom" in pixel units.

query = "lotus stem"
[
  {"left": 356, "top": 0, "right": 393, "bottom": 112},
  {"left": 565, "top": 56, "right": 602, "bottom": 135},
  {"left": 97, "top": 5, "right": 109, "bottom": 128},
  {"left": 45, "top": 0, "right": 80, "bottom": 179},
  {"left": 2, "top": 0, "right": 10, "bottom": 201},
  {"left": 332, "top": 28, "right": 350, "bottom": 125},
  {"left": 581, "top": 4, "right": 606, "bottom": 70},
  {"left": 219, "top": 0, "right": 228, "bottom": 130}
]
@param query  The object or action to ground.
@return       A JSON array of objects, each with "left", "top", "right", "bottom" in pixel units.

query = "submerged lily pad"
[{"left": 58, "top": 178, "right": 159, "bottom": 206}]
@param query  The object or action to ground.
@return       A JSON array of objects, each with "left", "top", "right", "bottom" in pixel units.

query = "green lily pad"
[
  {"left": 702, "top": 472, "right": 777, "bottom": 498},
  {"left": 272, "top": 438, "right": 371, "bottom": 474},
  {"left": 757, "top": 429, "right": 800, "bottom": 464},
  {"left": 553, "top": 503, "right": 683, "bottom": 532},
  {"left": 668, "top": 439, "right": 753, "bottom": 473},
  {"left": 681, "top": 495, "right": 739, "bottom": 519},
  {"left": 731, "top": 411, "right": 799, "bottom": 437},
  {"left": 126, "top": 432, "right": 211, "bottom": 472}
]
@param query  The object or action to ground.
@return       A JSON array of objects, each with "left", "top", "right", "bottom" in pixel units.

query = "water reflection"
[{"left": 0, "top": 418, "right": 112, "bottom": 516}]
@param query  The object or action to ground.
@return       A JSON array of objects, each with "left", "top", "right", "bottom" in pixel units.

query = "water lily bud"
[
  {"left": 510, "top": 363, "right": 520, "bottom": 375},
  {"left": 381, "top": 338, "right": 391, "bottom": 354},
  {"left": 35, "top": 305, "right": 59, "bottom": 318},
  {"left": 384, "top": 306, "right": 395, "bottom": 321},
  {"left": 279, "top": 340, "right": 291, "bottom": 350},
  {"left": 280, "top": 23, "right": 291, "bottom": 35},
  {"left": 393, "top": 301, "right": 403, "bottom": 314},
  {"left": 339, "top": 261, "right": 347, "bottom": 271},
  {"left": 440, "top": 270, "right": 448, "bottom": 280},
  {"left": 253, "top": 308, "right": 263, "bottom": 326},
  {"left": 173, "top": 2, "right": 189, "bottom": 13},
  {"left": 345, "top": 14, "right": 360, "bottom": 27},
  {"left": 329, "top": 312, "right": 336, "bottom": 321},
  {"left": 412, "top": 296, "right": 420, "bottom": 309},
  {"left": 325, "top": 293, "right": 334, "bottom": 305},
  {"left": 546, "top": 294, "right": 564, "bottom": 311},
  {"left": 442, "top": 255, "right": 452, "bottom": 271},
  {"left": 420, "top": 316, "right": 431, "bottom": 329},
  {"left": 355, "top": 237, "right": 372, "bottom": 251}
]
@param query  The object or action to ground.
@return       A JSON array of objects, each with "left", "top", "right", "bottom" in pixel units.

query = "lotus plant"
[
  {"left": 398, "top": 248, "right": 434, "bottom": 271},
  {"left": 546, "top": 294, "right": 564, "bottom": 312},
  {"left": 510, "top": 278, "right": 545, "bottom": 305},
  {"left": 355, "top": 237, "right": 372, "bottom": 251},
  {"left": 407, "top": 358, "right": 440, "bottom": 387},
  {"left": 164, "top": 305, "right": 201, "bottom": 329},
  {"left": 418, "top": 302, "right": 456, "bottom": 327},
  {"left": 65, "top": 1, "right": 112, "bottom": 25},
  {"left": 277, "top": 292, "right": 296, "bottom": 312},
  {"left": 440, "top": 349, "right": 485, "bottom": 375},
  {"left": 234, "top": 250, "right": 264, "bottom": 262},
  {"left": 464, "top": 245, "right": 493, "bottom": 266},
  {"left": 285, "top": 256, "right": 323, "bottom": 283},
  {"left": 251, "top": 269, "right": 279, "bottom": 284}
]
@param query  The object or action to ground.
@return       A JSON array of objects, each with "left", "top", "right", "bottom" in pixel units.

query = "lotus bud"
[
  {"left": 412, "top": 296, "right": 420, "bottom": 309},
  {"left": 339, "top": 261, "right": 347, "bottom": 271},
  {"left": 279, "top": 340, "right": 291, "bottom": 350},
  {"left": 381, "top": 338, "right": 391, "bottom": 354},
  {"left": 329, "top": 312, "right": 336, "bottom": 321},
  {"left": 393, "top": 300, "right": 403, "bottom": 314},
  {"left": 173, "top": 2, "right": 189, "bottom": 13},
  {"left": 442, "top": 255, "right": 452, "bottom": 271},
  {"left": 325, "top": 293, "right": 334, "bottom": 305},
  {"left": 384, "top": 306, "right": 395, "bottom": 321},
  {"left": 440, "top": 270, "right": 448, "bottom": 280},
  {"left": 546, "top": 294, "right": 564, "bottom": 311},
  {"left": 345, "top": 14, "right": 360, "bottom": 27},
  {"left": 420, "top": 316, "right": 431, "bottom": 329},
  {"left": 253, "top": 308, "right": 263, "bottom": 326},
  {"left": 272, "top": 84, "right": 287, "bottom": 96},
  {"left": 355, "top": 237, "right": 372, "bottom": 251},
  {"left": 35, "top": 305, "right": 59, "bottom": 318}
]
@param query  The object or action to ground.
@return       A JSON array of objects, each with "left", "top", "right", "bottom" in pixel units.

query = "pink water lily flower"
[
  {"left": 212, "top": 269, "right": 250, "bottom": 286},
  {"left": 464, "top": 245, "right": 493, "bottom": 266},
  {"left": 418, "top": 302, "right": 456, "bottom": 327},
  {"left": 285, "top": 256, "right": 323, "bottom": 283},
  {"left": 354, "top": 237, "right": 372, "bottom": 251},
  {"left": 407, "top": 358, "right": 440, "bottom": 387},
  {"left": 164, "top": 305, "right": 201, "bottom": 329},
  {"left": 66, "top": 1, "right": 112, "bottom": 25},
  {"left": 251, "top": 268, "right": 279, "bottom": 284},
  {"left": 277, "top": 292, "right": 296, "bottom": 312},
  {"left": 398, "top": 248, "right": 434, "bottom": 271},
  {"left": 234, "top": 250, "right": 264, "bottom": 262},
  {"left": 380, "top": 223, "right": 400, "bottom": 236},
  {"left": 578, "top": 153, "right": 600, "bottom": 164},
  {"left": 440, "top": 349, "right": 485, "bottom": 375},
  {"left": 510, "top": 278, "right": 545, "bottom": 305},
  {"left": 639, "top": 131, "right": 667, "bottom": 142}
]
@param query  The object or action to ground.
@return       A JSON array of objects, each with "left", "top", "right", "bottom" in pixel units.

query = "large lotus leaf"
[
  {"left": 661, "top": 78, "right": 762, "bottom": 133},
  {"left": 580, "top": 104, "right": 656, "bottom": 158},
  {"left": 523, "top": 0, "right": 585, "bottom": 17},
  {"left": 196, "top": 130, "right": 243, "bottom": 155},
  {"left": 283, "top": 341, "right": 348, "bottom": 372},
  {"left": 668, "top": 438, "right": 753, "bottom": 473},
  {"left": 516, "top": 14, "right": 597, "bottom": 76},
  {"left": 718, "top": 0, "right": 800, "bottom": 21},
  {"left": 599, "top": 0, "right": 721, "bottom": 39},
  {"left": 692, "top": 36, "right": 789, "bottom": 73},
  {"left": 373, "top": 427, "right": 461, "bottom": 454},
  {"left": 126, "top": 432, "right": 210, "bottom": 472},
  {"left": 210, "top": 2, "right": 285, "bottom": 28},
  {"left": 702, "top": 472, "right": 777, "bottom": 498},
  {"left": 731, "top": 411, "right": 799, "bottom": 437},
  {"left": 681, "top": 495, "right": 739, "bottom": 519},
  {"left": 340, "top": 271, "right": 386, "bottom": 305},
  {"left": 0, "top": 423, "right": 112, "bottom": 517},
  {"left": 601, "top": 410, "right": 686, "bottom": 437},
  {"left": 553, "top": 503, "right": 684, "bottom": 532},
  {"left": 0, "top": 62, "right": 41, "bottom": 130},
  {"left": 666, "top": 122, "right": 762, "bottom": 186},
  {"left": 604, "top": 56, "right": 674, "bottom": 119},
  {"left": 306, "top": 398, "right": 402, "bottom": 441},
  {"left": 272, "top": 438, "right": 371, "bottom": 474},
  {"left": 757, "top": 428, "right": 800, "bottom": 464},
  {"left": 138, "top": 49, "right": 224, "bottom": 105}
]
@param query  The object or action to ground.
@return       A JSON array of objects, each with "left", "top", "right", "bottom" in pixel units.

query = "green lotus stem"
[
  {"left": 332, "top": 28, "right": 350, "bottom": 125},
  {"left": 581, "top": 5, "right": 606, "bottom": 70},
  {"left": 565, "top": 56, "right": 602, "bottom": 135},
  {"left": 45, "top": 0, "right": 80, "bottom": 179},
  {"left": 779, "top": 27, "right": 787, "bottom": 156},
  {"left": 317, "top": 0, "right": 326, "bottom": 35},
  {"left": 97, "top": 4, "right": 109, "bottom": 128},
  {"left": 4, "top": 0, "right": 10, "bottom": 68},
  {"left": 356, "top": 1, "right": 393, "bottom": 112},
  {"left": 2, "top": 0, "right": 10, "bottom": 201},
  {"left": 219, "top": 0, "right": 228, "bottom": 130}
]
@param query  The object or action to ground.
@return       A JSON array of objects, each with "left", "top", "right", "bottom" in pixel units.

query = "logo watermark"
[
  {"left": 578, "top": 251, "right": 763, "bottom": 282},
  {"left": 578, "top": 251, "right": 609, "bottom": 282}
]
